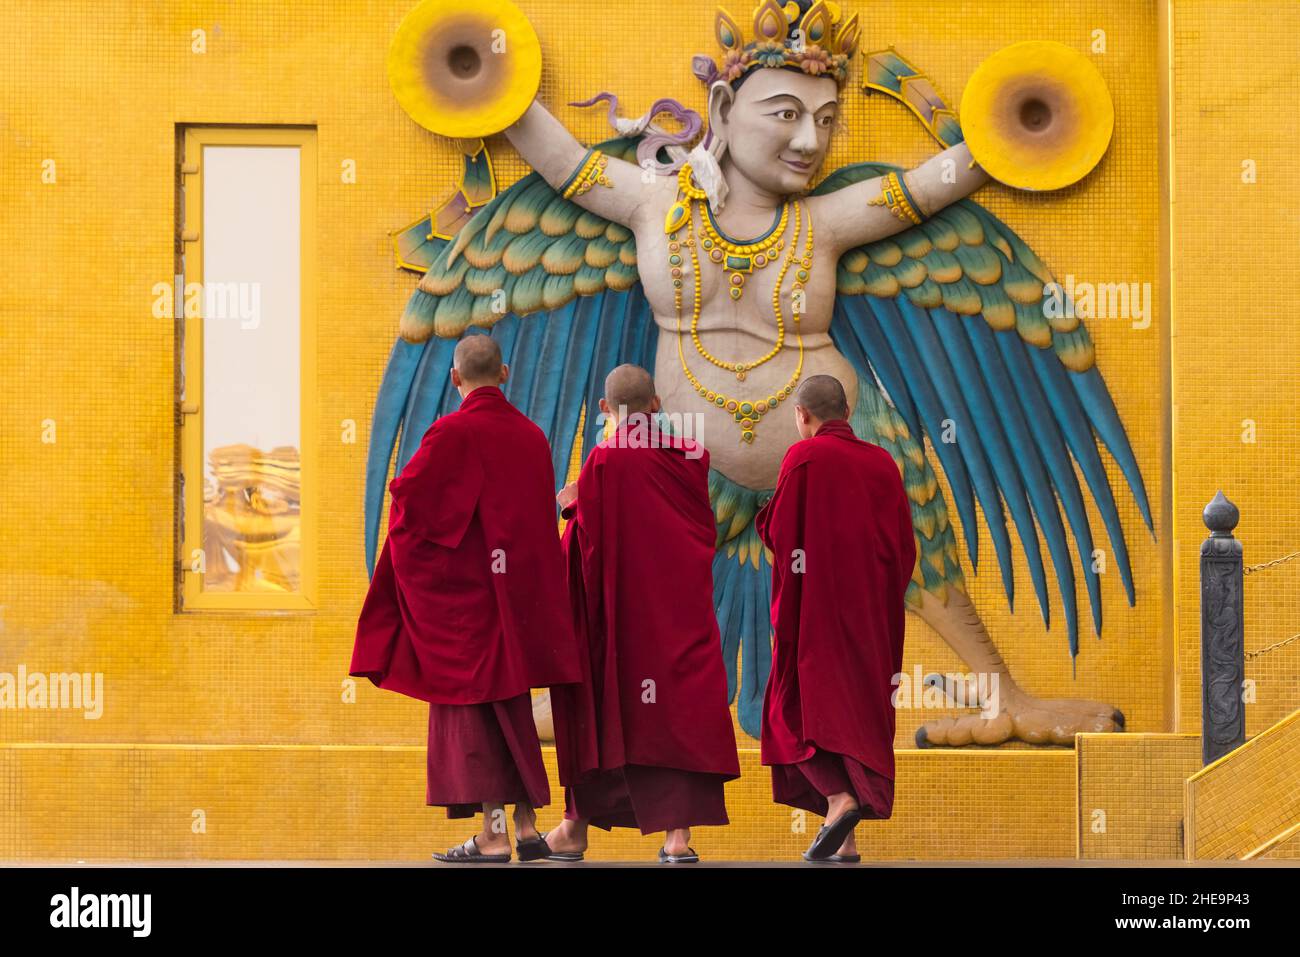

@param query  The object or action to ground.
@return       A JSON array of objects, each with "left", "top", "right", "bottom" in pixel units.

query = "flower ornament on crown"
[{"left": 698, "top": 0, "right": 860, "bottom": 90}]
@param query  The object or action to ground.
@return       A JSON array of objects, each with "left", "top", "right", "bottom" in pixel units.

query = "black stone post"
[{"left": 1200, "top": 491, "right": 1246, "bottom": 765}]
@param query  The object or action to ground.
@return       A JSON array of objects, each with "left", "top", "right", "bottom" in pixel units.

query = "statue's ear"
[{"left": 707, "top": 82, "right": 735, "bottom": 138}]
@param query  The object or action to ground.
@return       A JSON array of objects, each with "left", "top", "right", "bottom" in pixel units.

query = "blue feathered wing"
[{"left": 820, "top": 161, "right": 1155, "bottom": 663}]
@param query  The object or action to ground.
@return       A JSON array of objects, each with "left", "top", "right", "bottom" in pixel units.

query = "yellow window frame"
[{"left": 177, "top": 125, "right": 318, "bottom": 612}]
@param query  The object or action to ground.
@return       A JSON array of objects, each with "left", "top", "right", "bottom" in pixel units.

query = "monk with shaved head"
[
  {"left": 602, "top": 363, "right": 658, "bottom": 417},
  {"left": 351, "top": 332, "right": 581, "bottom": 863},
  {"left": 755, "top": 373, "right": 918, "bottom": 863},
  {"left": 546, "top": 364, "right": 740, "bottom": 863}
]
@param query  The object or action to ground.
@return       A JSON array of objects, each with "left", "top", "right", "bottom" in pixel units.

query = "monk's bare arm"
[
  {"left": 504, "top": 100, "right": 673, "bottom": 229},
  {"left": 809, "top": 142, "right": 991, "bottom": 256}
]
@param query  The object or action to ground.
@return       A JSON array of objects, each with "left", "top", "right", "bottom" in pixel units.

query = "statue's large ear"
[{"left": 707, "top": 82, "right": 735, "bottom": 140}]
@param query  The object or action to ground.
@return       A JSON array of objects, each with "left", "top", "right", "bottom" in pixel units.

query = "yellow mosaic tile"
[
  {"left": 5, "top": 0, "right": 1295, "bottom": 863},
  {"left": 0, "top": 744, "right": 1076, "bottom": 861},
  {"left": 1185, "top": 709, "right": 1300, "bottom": 860},
  {"left": 1076, "top": 733, "right": 1202, "bottom": 860},
  {"left": 1171, "top": 1, "right": 1300, "bottom": 736}
]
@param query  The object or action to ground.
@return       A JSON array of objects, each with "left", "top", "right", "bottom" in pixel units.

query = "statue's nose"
[{"left": 790, "top": 118, "right": 820, "bottom": 154}]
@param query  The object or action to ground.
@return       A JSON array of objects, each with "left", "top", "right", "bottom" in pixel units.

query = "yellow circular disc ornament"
[
  {"left": 387, "top": 0, "right": 542, "bottom": 139},
  {"left": 960, "top": 40, "right": 1114, "bottom": 192}
]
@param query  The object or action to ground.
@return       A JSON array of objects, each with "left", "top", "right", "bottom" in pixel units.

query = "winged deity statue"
[{"left": 368, "top": 0, "right": 1152, "bottom": 746}]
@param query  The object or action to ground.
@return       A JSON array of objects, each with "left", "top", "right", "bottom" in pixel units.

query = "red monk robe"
[
  {"left": 351, "top": 384, "right": 580, "bottom": 816},
  {"left": 551, "top": 419, "right": 740, "bottom": 834},
  {"left": 755, "top": 417, "right": 917, "bottom": 820}
]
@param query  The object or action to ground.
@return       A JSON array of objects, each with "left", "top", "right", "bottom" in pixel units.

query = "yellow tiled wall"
[
  {"left": 1169, "top": 0, "right": 1300, "bottom": 737},
  {"left": 0, "top": 744, "right": 1077, "bottom": 861},
  {"left": 1185, "top": 710, "right": 1300, "bottom": 859},
  {"left": 1076, "top": 733, "right": 1202, "bottom": 859},
  {"left": 1, "top": 0, "right": 1292, "bottom": 861}
]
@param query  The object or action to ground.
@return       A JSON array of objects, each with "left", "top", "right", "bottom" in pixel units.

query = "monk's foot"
[
  {"left": 663, "top": 828, "right": 691, "bottom": 857},
  {"left": 915, "top": 690, "right": 1123, "bottom": 748},
  {"left": 825, "top": 792, "right": 859, "bottom": 824},
  {"left": 543, "top": 819, "right": 587, "bottom": 854},
  {"left": 473, "top": 831, "right": 511, "bottom": 857},
  {"left": 836, "top": 833, "right": 858, "bottom": 858}
]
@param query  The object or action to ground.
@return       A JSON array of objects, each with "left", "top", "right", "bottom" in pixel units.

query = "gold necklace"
[
  {"left": 699, "top": 202, "right": 788, "bottom": 302},
  {"left": 667, "top": 164, "right": 789, "bottom": 303},
  {"left": 668, "top": 164, "right": 785, "bottom": 380},
  {"left": 668, "top": 197, "right": 813, "bottom": 445},
  {"left": 691, "top": 198, "right": 788, "bottom": 381}
]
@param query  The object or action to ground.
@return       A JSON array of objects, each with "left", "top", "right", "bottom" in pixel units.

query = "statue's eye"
[
  {"left": 818, "top": 114, "right": 835, "bottom": 127},
  {"left": 778, "top": 109, "right": 798, "bottom": 121}
]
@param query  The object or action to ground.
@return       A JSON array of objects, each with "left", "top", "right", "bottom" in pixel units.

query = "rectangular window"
[{"left": 177, "top": 126, "right": 317, "bottom": 611}]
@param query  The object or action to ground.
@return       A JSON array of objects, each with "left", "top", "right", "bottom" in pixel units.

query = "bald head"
[
  {"left": 453, "top": 335, "right": 503, "bottom": 388},
  {"left": 604, "top": 364, "right": 657, "bottom": 416},
  {"left": 795, "top": 374, "right": 850, "bottom": 423}
]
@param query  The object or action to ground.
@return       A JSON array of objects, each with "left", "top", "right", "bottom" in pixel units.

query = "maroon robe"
[
  {"left": 350, "top": 384, "right": 580, "bottom": 812},
  {"left": 755, "top": 418, "right": 917, "bottom": 819},
  {"left": 425, "top": 695, "right": 549, "bottom": 817},
  {"left": 551, "top": 418, "right": 741, "bottom": 834}
]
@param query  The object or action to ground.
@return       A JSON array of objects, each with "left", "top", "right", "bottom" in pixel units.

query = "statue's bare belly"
[
  {"left": 652, "top": 322, "right": 859, "bottom": 490},
  {"left": 635, "top": 199, "right": 858, "bottom": 490}
]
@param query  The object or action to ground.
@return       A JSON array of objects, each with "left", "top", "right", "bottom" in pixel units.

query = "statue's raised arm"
[
  {"left": 503, "top": 100, "right": 677, "bottom": 230},
  {"left": 386, "top": 0, "right": 671, "bottom": 231},
  {"left": 807, "top": 141, "right": 990, "bottom": 257}
]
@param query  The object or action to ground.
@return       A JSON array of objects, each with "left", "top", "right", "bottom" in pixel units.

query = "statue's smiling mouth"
[{"left": 782, "top": 157, "right": 813, "bottom": 173}]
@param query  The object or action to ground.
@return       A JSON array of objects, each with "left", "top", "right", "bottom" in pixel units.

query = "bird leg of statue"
[{"left": 504, "top": 64, "right": 1122, "bottom": 747}]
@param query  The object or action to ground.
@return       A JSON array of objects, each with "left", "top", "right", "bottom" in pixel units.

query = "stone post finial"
[{"left": 1203, "top": 490, "right": 1239, "bottom": 535}]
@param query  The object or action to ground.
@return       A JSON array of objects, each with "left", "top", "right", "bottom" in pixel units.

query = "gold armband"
[
  {"left": 560, "top": 149, "right": 612, "bottom": 200},
  {"left": 869, "top": 170, "right": 925, "bottom": 226}
]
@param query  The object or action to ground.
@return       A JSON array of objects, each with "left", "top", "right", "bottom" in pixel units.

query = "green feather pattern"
[
  {"left": 402, "top": 137, "right": 642, "bottom": 343},
  {"left": 827, "top": 162, "right": 1098, "bottom": 373}
]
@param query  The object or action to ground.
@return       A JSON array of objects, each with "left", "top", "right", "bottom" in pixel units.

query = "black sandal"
[
  {"left": 802, "top": 808, "right": 861, "bottom": 861},
  {"left": 818, "top": 852, "right": 861, "bottom": 864},
  {"left": 431, "top": 835, "right": 511, "bottom": 864},
  {"left": 515, "top": 834, "right": 552, "bottom": 862},
  {"left": 540, "top": 830, "right": 584, "bottom": 862},
  {"left": 658, "top": 846, "right": 700, "bottom": 864}
]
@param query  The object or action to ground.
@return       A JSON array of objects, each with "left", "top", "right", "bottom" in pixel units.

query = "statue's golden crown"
[{"left": 705, "top": 0, "right": 860, "bottom": 89}]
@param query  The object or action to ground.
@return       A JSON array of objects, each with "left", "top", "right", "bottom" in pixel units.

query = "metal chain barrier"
[
  {"left": 1243, "top": 549, "right": 1300, "bottom": 576},
  {"left": 1246, "top": 632, "right": 1300, "bottom": 660},
  {"left": 1241, "top": 548, "right": 1300, "bottom": 657}
]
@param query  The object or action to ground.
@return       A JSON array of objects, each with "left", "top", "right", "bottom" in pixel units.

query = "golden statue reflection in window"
[{"left": 202, "top": 444, "right": 301, "bottom": 593}]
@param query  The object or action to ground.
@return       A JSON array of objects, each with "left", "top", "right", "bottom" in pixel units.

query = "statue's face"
[{"left": 713, "top": 68, "right": 840, "bottom": 197}]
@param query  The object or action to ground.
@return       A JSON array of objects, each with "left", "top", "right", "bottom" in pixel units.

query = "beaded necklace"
[
  {"left": 698, "top": 202, "right": 788, "bottom": 302},
  {"left": 666, "top": 184, "right": 814, "bottom": 445}
]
